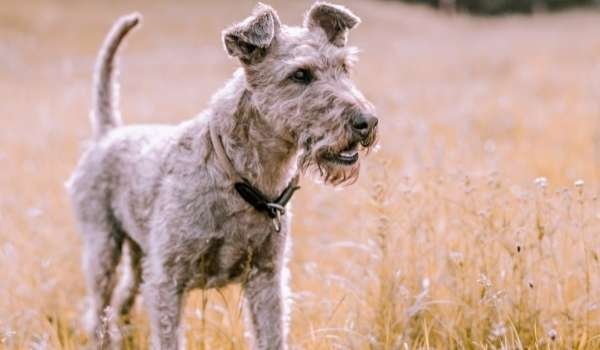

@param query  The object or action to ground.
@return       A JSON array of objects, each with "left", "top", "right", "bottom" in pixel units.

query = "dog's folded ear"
[
  {"left": 304, "top": 2, "right": 360, "bottom": 47},
  {"left": 222, "top": 3, "right": 280, "bottom": 64}
]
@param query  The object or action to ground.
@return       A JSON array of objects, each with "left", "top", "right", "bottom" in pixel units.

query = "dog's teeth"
[{"left": 340, "top": 151, "right": 358, "bottom": 157}]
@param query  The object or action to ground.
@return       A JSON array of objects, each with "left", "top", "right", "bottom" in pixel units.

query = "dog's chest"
[{"left": 185, "top": 214, "right": 284, "bottom": 289}]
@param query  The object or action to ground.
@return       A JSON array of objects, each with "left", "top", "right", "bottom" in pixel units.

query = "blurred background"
[
  {"left": 402, "top": 0, "right": 599, "bottom": 14},
  {"left": 2, "top": 0, "right": 600, "bottom": 348}
]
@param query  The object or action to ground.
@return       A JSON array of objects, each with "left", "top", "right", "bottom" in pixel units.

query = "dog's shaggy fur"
[{"left": 67, "top": 3, "right": 378, "bottom": 349}]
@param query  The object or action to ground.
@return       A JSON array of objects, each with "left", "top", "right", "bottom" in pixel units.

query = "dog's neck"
[{"left": 210, "top": 70, "right": 299, "bottom": 199}]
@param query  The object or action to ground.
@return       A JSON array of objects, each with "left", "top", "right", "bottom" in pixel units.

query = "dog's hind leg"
[
  {"left": 80, "top": 216, "right": 124, "bottom": 349},
  {"left": 110, "top": 239, "right": 143, "bottom": 347},
  {"left": 112, "top": 239, "right": 143, "bottom": 320}
]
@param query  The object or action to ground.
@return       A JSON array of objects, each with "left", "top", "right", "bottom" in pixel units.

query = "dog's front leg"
[{"left": 244, "top": 268, "right": 287, "bottom": 350}]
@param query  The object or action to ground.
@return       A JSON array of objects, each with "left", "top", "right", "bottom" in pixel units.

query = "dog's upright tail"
[{"left": 91, "top": 13, "right": 141, "bottom": 139}]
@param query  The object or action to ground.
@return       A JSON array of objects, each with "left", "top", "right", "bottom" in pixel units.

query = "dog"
[{"left": 67, "top": 2, "right": 378, "bottom": 349}]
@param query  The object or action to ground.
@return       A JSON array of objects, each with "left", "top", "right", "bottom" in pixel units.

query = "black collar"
[{"left": 234, "top": 176, "right": 300, "bottom": 219}]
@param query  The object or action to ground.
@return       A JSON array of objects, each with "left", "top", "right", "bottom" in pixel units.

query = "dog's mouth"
[
  {"left": 322, "top": 142, "right": 359, "bottom": 166},
  {"left": 300, "top": 127, "right": 377, "bottom": 186}
]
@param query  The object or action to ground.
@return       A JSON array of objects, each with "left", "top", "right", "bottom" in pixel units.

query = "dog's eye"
[{"left": 290, "top": 69, "right": 313, "bottom": 84}]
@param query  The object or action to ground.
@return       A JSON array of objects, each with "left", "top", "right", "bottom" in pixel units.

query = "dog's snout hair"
[{"left": 68, "top": 2, "right": 377, "bottom": 349}]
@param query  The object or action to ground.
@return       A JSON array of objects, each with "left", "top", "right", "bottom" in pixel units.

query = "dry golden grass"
[{"left": 2, "top": 0, "right": 600, "bottom": 348}]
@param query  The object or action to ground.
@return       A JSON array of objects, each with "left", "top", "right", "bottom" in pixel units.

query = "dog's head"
[{"left": 223, "top": 2, "right": 378, "bottom": 186}]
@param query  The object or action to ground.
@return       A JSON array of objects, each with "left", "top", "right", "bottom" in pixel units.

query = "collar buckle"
[{"left": 266, "top": 203, "right": 286, "bottom": 232}]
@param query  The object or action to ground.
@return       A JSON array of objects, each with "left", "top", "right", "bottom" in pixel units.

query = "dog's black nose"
[{"left": 351, "top": 113, "right": 378, "bottom": 138}]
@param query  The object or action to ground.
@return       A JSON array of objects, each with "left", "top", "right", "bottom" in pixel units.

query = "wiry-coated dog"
[{"left": 67, "top": 2, "right": 378, "bottom": 349}]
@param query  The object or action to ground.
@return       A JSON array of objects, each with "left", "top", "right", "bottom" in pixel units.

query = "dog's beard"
[{"left": 298, "top": 128, "right": 377, "bottom": 186}]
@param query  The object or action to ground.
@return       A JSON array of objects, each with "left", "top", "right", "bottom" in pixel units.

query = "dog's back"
[{"left": 68, "top": 124, "right": 176, "bottom": 246}]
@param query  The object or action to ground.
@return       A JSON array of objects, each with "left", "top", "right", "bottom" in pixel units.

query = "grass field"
[{"left": 2, "top": 0, "right": 600, "bottom": 348}]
